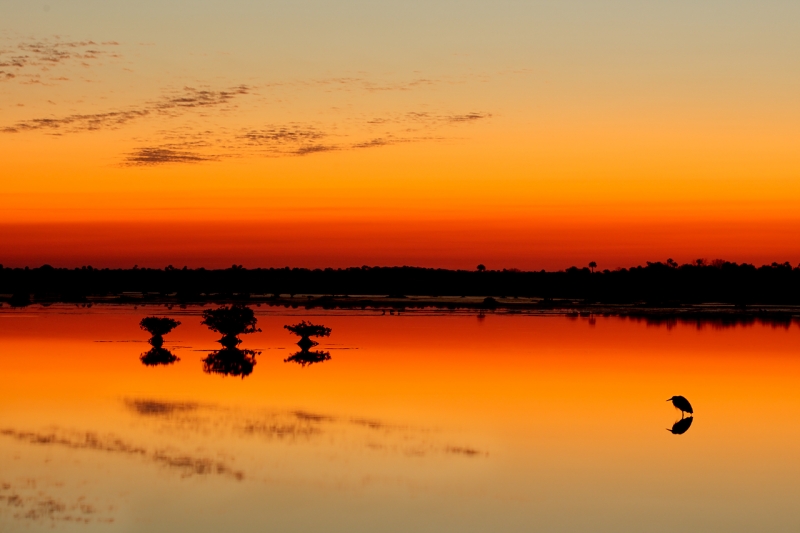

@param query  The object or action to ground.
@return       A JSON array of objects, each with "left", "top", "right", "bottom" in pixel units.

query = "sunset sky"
[{"left": 2, "top": 1, "right": 799, "bottom": 269}]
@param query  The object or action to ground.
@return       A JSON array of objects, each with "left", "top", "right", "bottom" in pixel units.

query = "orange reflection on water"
[{"left": 1, "top": 307, "right": 799, "bottom": 531}]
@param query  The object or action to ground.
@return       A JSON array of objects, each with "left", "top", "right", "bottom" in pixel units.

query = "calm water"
[{"left": 1, "top": 305, "right": 799, "bottom": 532}]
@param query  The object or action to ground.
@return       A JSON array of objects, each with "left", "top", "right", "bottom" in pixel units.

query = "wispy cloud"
[
  {"left": 2, "top": 85, "right": 249, "bottom": 133},
  {"left": 2, "top": 109, "right": 150, "bottom": 133},
  {"left": 0, "top": 38, "right": 122, "bottom": 84},
  {"left": 293, "top": 76, "right": 417, "bottom": 92},
  {"left": 124, "top": 147, "right": 219, "bottom": 166},
  {"left": 1, "top": 49, "right": 492, "bottom": 165},
  {"left": 240, "top": 126, "right": 325, "bottom": 145},
  {"left": 352, "top": 138, "right": 392, "bottom": 149},
  {"left": 118, "top": 108, "right": 489, "bottom": 166},
  {"left": 445, "top": 112, "right": 492, "bottom": 123},
  {"left": 375, "top": 111, "right": 493, "bottom": 127},
  {"left": 296, "top": 75, "right": 474, "bottom": 94},
  {"left": 294, "top": 144, "right": 337, "bottom": 156}
]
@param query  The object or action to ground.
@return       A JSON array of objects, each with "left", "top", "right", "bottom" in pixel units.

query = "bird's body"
[{"left": 667, "top": 395, "right": 693, "bottom": 417}]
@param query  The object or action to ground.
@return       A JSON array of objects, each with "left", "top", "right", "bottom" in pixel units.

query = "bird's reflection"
[
  {"left": 667, "top": 416, "right": 694, "bottom": 435},
  {"left": 285, "top": 349, "right": 331, "bottom": 367}
]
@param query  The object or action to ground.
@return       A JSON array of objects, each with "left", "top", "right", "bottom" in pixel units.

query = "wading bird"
[{"left": 667, "top": 395, "right": 693, "bottom": 418}]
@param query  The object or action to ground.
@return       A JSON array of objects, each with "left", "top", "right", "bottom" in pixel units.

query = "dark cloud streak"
[
  {"left": 294, "top": 144, "right": 337, "bottom": 156},
  {"left": 0, "top": 38, "right": 122, "bottom": 83},
  {"left": 124, "top": 147, "right": 218, "bottom": 166},
  {"left": 2, "top": 85, "right": 249, "bottom": 134},
  {"left": 119, "top": 107, "right": 488, "bottom": 166},
  {"left": 240, "top": 126, "right": 324, "bottom": 145}
]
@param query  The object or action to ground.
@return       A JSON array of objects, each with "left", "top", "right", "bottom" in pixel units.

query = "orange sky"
[{"left": 2, "top": 1, "right": 799, "bottom": 268}]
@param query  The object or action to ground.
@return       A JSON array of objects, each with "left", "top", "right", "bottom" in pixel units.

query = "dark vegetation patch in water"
[{"left": 3, "top": 261, "right": 800, "bottom": 314}]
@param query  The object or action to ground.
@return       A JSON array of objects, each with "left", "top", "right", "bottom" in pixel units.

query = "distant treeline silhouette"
[{"left": 1, "top": 260, "right": 799, "bottom": 306}]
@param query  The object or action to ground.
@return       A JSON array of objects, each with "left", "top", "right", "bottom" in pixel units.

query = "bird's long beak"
[{"left": 666, "top": 399, "right": 672, "bottom": 401}]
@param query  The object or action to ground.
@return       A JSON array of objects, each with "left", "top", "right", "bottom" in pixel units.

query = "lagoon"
[{"left": 1, "top": 305, "right": 799, "bottom": 532}]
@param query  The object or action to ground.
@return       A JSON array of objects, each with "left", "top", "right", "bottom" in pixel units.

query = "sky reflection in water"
[{"left": 1, "top": 306, "right": 799, "bottom": 532}]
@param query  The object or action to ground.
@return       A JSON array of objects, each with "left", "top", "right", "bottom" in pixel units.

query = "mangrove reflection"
[
  {"left": 668, "top": 416, "right": 694, "bottom": 435},
  {"left": 141, "top": 346, "right": 179, "bottom": 366},
  {"left": 285, "top": 349, "right": 331, "bottom": 367},
  {"left": 203, "top": 347, "right": 259, "bottom": 378},
  {"left": 139, "top": 316, "right": 181, "bottom": 366},
  {"left": 201, "top": 305, "right": 261, "bottom": 377},
  {"left": 284, "top": 321, "right": 332, "bottom": 366}
]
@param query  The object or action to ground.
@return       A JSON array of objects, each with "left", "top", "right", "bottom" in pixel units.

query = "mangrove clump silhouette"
[
  {"left": 139, "top": 316, "right": 181, "bottom": 366},
  {"left": 139, "top": 316, "right": 181, "bottom": 337},
  {"left": 200, "top": 305, "right": 261, "bottom": 377},
  {"left": 201, "top": 304, "right": 261, "bottom": 346},
  {"left": 202, "top": 347, "right": 259, "bottom": 378},
  {"left": 284, "top": 320, "right": 331, "bottom": 350},
  {"left": 283, "top": 321, "right": 333, "bottom": 366}
]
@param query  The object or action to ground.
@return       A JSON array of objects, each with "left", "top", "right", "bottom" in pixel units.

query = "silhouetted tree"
[
  {"left": 284, "top": 321, "right": 332, "bottom": 340},
  {"left": 286, "top": 321, "right": 331, "bottom": 350},
  {"left": 139, "top": 317, "right": 181, "bottom": 337},
  {"left": 9, "top": 293, "right": 31, "bottom": 307},
  {"left": 589, "top": 261, "right": 597, "bottom": 273},
  {"left": 201, "top": 305, "right": 261, "bottom": 344},
  {"left": 477, "top": 264, "right": 486, "bottom": 272},
  {"left": 138, "top": 316, "right": 181, "bottom": 365},
  {"left": 197, "top": 305, "right": 261, "bottom": 377},
  {"left": 5, "top": 260, "right": 800, "bottom": 309}
]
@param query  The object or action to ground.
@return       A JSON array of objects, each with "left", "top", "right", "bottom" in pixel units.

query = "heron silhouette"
[{"left": 667, "top": 395, "right": 693, "bottom": 418}]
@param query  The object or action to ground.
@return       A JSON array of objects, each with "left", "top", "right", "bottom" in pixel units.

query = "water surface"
[{"left": 1, "top": 306, "right": 799, "bottom": 532}]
